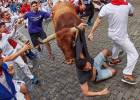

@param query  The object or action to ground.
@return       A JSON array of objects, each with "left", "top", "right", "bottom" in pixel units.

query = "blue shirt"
[{"left": 24, "top": 11, "right": 50, "bottom": 33}]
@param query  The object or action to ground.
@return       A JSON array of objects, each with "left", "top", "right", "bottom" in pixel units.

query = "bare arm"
[
  {"left": 88, "top": 16, "right": 102, "bottom": 41},
  {"left": 48, "top": 0, "right": 52, "bottom": 8},
  {"left": 3, "top": 43, "right": 31, "bottom": 62},
  {"left": 80, "top": 82, "right": 109, "bottom": 96}
]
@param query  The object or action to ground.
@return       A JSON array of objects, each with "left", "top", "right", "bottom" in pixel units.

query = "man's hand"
[
  {"left": 78, "top": 23, "right": 87, "bottom": 29},
  {"left": 88, "top": 33, "right": 94, "bottom": 41},
  {"left": 81, "top": 4, "right": 86, "bottom": 11},
  {"left": 88, "top": 16, "right": 102, "bottom": 41},
  {"left": 22, "top": 42, "right": 32, "bottom": 51},
  {"left": 13, "top": 23, "right": 17, "bottom": 31},
  {"left": 98, "top": 88, "right": 110, "bottom": 96},
  {"left": 48, "top": 0, "right": 53, "bottom": 8}
]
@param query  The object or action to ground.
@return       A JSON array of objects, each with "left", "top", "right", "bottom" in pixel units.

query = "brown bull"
[{"left": 52, "top": 2, "right": 82, "bottom": 64}]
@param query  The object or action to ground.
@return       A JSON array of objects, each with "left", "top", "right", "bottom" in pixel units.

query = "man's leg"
[
  {"left": 14, "top": 56, "right": 34, "bottom": 80},
  {"left": 112, "top": 42, "right": 121, "bottom": 59},
  {"left": 115, "top": 38, "right": 139, "bottom": 84},
  {"left": 40, "top": 32, "right": 54, "bottom": 59},
  {"left": 121, "top": 38, "right": 139, "bottom": 75},
  {"left": 20, "top": 83, "right": 31, "bottom": 100},
  {"left": 85, "top": 3, "right": 95, "bottom": 26},
  {"left": 88, "top": 3, "right": 95, "bottom": 25},
  {"left": 94, "top": 49, "right": 116, "bottom": 81},
  {"left": 14, "top": 80, "right": 31, "bottom": 100},
  {"left": 45, "top": 42, "right": 53, "bottom": 57},
  {"left": 110, "top": 42, "right": 122, "bottom": 65}
]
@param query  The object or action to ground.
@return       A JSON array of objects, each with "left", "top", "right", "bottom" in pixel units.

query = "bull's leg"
[
  {"left": 65, "top": 58, "right": 75, "bottom": 65},
  {"left": 39, "top": 34, "right": 56, "bottom": 60}
]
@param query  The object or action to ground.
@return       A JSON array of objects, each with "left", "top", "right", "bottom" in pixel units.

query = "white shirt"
[
  {"left": 4, "top": 15, "right": 19, "bottom": 32},
  {"left": 41, "top": 2, "right": 51, "bottom": 13},
  {"left": 98, "top": 3, "right": 134, "bottom": 40},
  {"left": 0, "top": 33, "right": 15, "bottom": 56},
  {"left": 73, "top": 0, "right": 80, "bottom": 6}
]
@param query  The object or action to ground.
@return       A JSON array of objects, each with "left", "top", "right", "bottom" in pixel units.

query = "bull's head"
[{"left": 51, "top": 2, "right": 82, "bottom": 65}]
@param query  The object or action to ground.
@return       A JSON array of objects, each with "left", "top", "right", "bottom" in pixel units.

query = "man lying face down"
[{"left": 74, "top": 29, "right": 117, "bottom": 96}]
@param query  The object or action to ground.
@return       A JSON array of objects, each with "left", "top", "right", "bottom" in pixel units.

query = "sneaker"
[
  {"left": 108, "top": 59, "right": 122, "bottom": 66},
  {"left": 31, "top": 77, "right": 39, "bottom": 85},
  {"left": 26, "top": 51, "right": 37, "bottom": 60},
  {"left": 121, "top": 75, "right": 137, "bottom": 85},
  {"left": 87, "top": 21, "right": 92, "bottom": 26}
]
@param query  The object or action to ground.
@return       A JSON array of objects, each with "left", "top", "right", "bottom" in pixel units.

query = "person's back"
[{"left": 99, "top": 3, "right": 133, "bottom": 40}]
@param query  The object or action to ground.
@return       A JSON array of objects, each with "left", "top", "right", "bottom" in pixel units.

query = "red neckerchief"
[
  {"left": 0, "top": 33, "right": 17, "bottom": 48},
  {"left": 111, "top": 0, "right": 128, "bottom": 5}
]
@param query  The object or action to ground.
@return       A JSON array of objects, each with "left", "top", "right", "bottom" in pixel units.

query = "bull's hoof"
[{"left": 64, "top": 59, "right": 75, "bottom": 65}]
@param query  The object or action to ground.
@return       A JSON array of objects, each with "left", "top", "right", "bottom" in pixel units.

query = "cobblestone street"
[{"left": 15, "top": 0, "right": 140, "bottom": 100}]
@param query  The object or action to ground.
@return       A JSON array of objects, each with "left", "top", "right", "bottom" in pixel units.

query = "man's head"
[
  {"left": 76, "top": 59, "right": 92, "bottom": 71},
  {"left": 1, "top": 11, "right": 11, "bottom": 20},
  {"left": 23, "top": 0, "right": 28, "bottom": 4},
  {"left": 31, "top": 1, "right": 38, "bottom": 12},
  {"left": 0, "top": 22, "right": 6, "bottom": 33}
]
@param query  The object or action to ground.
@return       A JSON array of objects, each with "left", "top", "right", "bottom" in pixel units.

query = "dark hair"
[
  {"left": 31, "top": 1, "right": 38, "bottom": 6},
  {"left": 0, "top": 22, "right": 5, "bottom": 28},
  {"left": 76, "top": 58, "right": 87, "bottom": 70}
]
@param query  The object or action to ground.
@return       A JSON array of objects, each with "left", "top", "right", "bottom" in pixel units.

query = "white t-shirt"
[
  {"left": 4, "top": 15, "right": 19, "bottom": 32},
  {"left": 98, "top": 3, "right": 134, "bottom": 40},
  {"left": 0, "top": 33, "right": 15, "bottom": 56},
  {"left": 41, "top": 2, "right": 51, "bottom": 13}
]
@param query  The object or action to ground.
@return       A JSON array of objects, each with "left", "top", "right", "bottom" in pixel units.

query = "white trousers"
[
  {"left": 6, "top": 46, "right": 34, "bottom": 79},
  {"left": 112, "top": 37, "right": 139, "bottom": 75}
]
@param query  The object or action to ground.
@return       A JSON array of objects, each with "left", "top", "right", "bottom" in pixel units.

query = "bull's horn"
[{"left": 42, "top": 33, "right": 56, "bottom": 43}]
